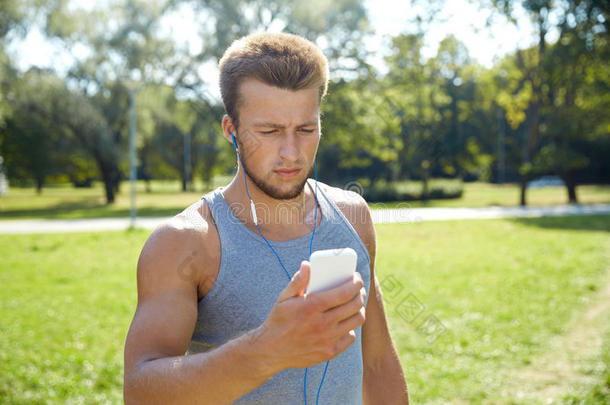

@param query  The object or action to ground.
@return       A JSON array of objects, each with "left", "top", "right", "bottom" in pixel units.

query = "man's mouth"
[{"left": 274, "top": 168, "right": 301, "bottom": 178}]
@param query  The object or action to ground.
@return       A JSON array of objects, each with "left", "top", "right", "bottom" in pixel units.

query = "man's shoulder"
[
  {"left": 137, "top": 199, "right": 220, "bottom": 298},
  {"left": 316, "top": 180, "right": 368, "bottom": 213},
  {"left": 315, "top": 180, "right": 370, "bottom": 225},
  {"left": 145, "top": 200, "right": 215, "bottom": 253},
  {"left": 315, "top": 180, "right": 374, "bottom": 254}
]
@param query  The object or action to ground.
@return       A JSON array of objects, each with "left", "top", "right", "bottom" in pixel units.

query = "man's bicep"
[
  {"left": 124, "top": 288, "right": 198, "bottom": 369},
  {"left": 361, "top": 270, "right": 394, "bottom": 364},
  {"left": 352, "top": 199, "right": 395, "bottom": 368},
  {"left": 124, "top": 225, "right": 201, "bottom": 378}
]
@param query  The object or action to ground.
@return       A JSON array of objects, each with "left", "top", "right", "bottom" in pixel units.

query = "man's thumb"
[{"left": 278, "top": 261, "right": 310, "bottom": 302}]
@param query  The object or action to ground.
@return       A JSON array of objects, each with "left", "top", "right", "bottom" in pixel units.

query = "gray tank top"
[{"left": 187, "top": 178, "right": 371, "bottom": 404}]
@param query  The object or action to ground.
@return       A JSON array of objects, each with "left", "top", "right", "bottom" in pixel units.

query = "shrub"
[{"left": 360, "top": 178, "right": 463, "bottom": 202}]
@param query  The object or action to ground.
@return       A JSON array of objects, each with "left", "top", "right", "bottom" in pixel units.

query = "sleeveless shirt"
[{"left": 187, "top": 178, "right": 371, "bottom": 404}]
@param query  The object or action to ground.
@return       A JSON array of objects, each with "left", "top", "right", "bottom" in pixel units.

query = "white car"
[{"left": 527, "top": 175, "right": 565, "bottom": 188}]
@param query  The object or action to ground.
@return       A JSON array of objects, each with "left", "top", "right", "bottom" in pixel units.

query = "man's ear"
[{"left": 221, "top": 114, "right": 236, "bottom": 144}]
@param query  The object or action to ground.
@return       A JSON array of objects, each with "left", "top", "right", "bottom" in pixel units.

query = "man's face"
[{"left": 233, "top": 78, "right": 321, "bottom": 200}]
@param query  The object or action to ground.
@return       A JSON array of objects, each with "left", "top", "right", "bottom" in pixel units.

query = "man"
[{"left": 123, "top": 32, "right": 408, "bottom": 404}]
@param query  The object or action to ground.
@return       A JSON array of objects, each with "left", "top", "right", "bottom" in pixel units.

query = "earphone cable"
[{"left": 233, "top": 132, "right": 327, "bottom": 404}]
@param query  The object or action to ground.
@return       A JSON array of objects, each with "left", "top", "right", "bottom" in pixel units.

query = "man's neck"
[{"left": 221, "top": 172, "right": 319, "bottom": 238}]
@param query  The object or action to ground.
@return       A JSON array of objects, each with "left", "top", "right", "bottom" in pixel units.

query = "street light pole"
[
  {"left": 184, "top": 130, "right": 191, "bottom": 191},
  {"left": 129, "top": 87, "right": 137, "bottom": 228},
  {"left": 497, "top": 107, "right": 506, "bottom": 184}
]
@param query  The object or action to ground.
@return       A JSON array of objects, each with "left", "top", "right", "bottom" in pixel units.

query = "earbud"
[
  {"left": 249, "top": 200, "right": 258, "bottom": 225},
  {"left": 231, "top": 130, "right": 258, "bottom": 225},
  {"left": 231, "top": 131, "right": 238, "bottom": 150}
]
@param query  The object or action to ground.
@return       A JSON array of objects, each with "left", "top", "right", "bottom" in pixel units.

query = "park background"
[{"left": 0, "top": 0, "right": 609, "bottom": 404}]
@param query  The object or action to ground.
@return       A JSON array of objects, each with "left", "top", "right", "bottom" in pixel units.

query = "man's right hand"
[{"left": 253, "top": 260, "right": 366, "bottom": 372}]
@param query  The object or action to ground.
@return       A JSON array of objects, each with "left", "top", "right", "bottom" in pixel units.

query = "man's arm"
[
  {"left": 333, "top": 188, "right": 409, "bottom": 404},
  {"left": 123, "top": 219, "right": 278, "bottom": 404},
  {"left": 362, "top": 258, "right": 409, "bottom": 403},
  {"left": 124, "top": 210, "right": 368, "bottom": 404}
]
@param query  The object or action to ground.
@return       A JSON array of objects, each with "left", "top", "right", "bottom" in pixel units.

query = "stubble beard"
[
  {"left": 240, "top": 156, "right": 310, "bottom": 200},
  {"left": 237, "top": 141, "right": 311, "bottom": 201}
]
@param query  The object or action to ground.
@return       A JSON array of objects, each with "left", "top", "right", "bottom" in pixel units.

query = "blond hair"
[{"left": 219, "top": 32, "right": 329, "bottom": 129}]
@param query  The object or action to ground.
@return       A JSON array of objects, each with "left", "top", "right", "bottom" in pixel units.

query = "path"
[{"left": 0, "top": 203, "right": 609, "bottom": 234}]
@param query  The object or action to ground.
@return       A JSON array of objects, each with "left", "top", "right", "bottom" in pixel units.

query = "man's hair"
[{"left": 218, "top": 32, "right": 329, "bottom": 129}]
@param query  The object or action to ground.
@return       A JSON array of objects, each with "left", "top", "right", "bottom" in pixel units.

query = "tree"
[
  {"left": 35, "top": 0, "right": 185, "bottom": 201},
  {"left": 432, "top": 35, "right": 495, "bottom": 182},
  {"left": 382, "top": 33, "right": 466, "bottom": 199},
  {"left": 135, "top": 84, "right": 225, "bottom": 192},
  {"left": 59, "top": 89, "right": 120, "bottom": 204},
  {"left": 0, "top": 0, "right": 26, "bottom": 39},
  {"left": 11, "top": 0, "right": 373, "bottom": 194},
  {"left": 1, "top": 69, "right": 65, "bottom": 191},
  {"left": 536, "top": 3, "right": 610, "bottom": 202},
  {"left": 481, "top": 0, "right": 609, "bottom": 204},
  {"left": 181, "top": 0, "right": 372, "bottom": 75},
  {"left": 318, "top": 75, "right": 399, "bottom": 184},
  {"left": 0, "top": 69, "right": 119, "bottom": 199}
]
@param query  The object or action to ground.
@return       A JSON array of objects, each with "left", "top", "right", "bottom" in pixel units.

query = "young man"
[{"left": 123, "top": 32, "right": 408, "bottom": 404}]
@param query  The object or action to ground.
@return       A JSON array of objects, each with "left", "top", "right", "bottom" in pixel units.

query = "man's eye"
[
  {"left": 299, "top": 129, "right": 315, "bottom": 133},
  {"left": 260, "top": 130, "right": 277, "bottom": 135}
]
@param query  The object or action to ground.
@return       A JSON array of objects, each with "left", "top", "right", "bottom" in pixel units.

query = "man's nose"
[{"left": 278, "top": 131, "right": 299, "bottom": 161}]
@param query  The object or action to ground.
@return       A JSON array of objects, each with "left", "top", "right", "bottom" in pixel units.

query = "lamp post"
[
  {"left": 128, "top": 85, "right": 139, "bottom": 228},
  {"left": 497, "top": 108, "right": 506, "bottom": 184},
  {"left": 184, "top": 131, "right": 191, "bottom": 191},
  {"left": 0, "top": 156, "right": 7, "bottom": 196}
]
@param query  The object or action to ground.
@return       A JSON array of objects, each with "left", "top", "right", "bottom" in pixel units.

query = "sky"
[
  {"left": 8, "top": 0, "right": 545, "bottom": 99},
  {"left": 364, "top": 0, "right": 540, "bottom": 69}
]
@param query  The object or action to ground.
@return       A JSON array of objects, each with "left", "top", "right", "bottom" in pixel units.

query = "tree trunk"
[
  {"left": 95, "top": 156, "right": 116, "bottom": 204},
  {"left": 566, "top": 182, "right": 578, "bottom": 204},
  {"left": 36, "top": 177, "right": 44, "bottom": 194},
  {"left": 519, "top": 15, "right": 547, "bottom": 208},
  {"left": 103, "top": 178, "right": 115, "bottom": 204},
  {"left": 421, "top": 162, "right": 430, "bottom": 202},
  {"left": 113, "top": 177, "right": 120, "bottom": 194},
  {"left": 399, "top": 119, "right": 410, "bottom": 179},
  {"left": 519, "top": 175, "right": 529, "bottom": 206},
  {"left": 422, "top": 178, "right": 429, "bottom": 201},
  {"left": 558, "top": 171, "right": 579, "bottom": 204}
]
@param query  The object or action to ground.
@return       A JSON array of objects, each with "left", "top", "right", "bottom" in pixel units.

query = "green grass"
[
  {"left": 0, "top": 215, "right": 609, "bottom": 403},
  {"left": 559, "top": 324, "right": 610, "bottom": 405},
  {"left": 375, "top": 214, "right": 610, "bottom": 403},
  {"left": 0, "top": 178, "right": 232, "bottom": 220},
  {"left": 0, "top": 230, "right": 145, "bottom": 404},
  {"left": 0, "top": 179, "right": 608, "bottom": 220},
  {"left": 369, "top": 182, "right": 610, "bottom": 209}
]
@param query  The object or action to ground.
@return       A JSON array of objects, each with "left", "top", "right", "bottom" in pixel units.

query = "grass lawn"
[
  {"left": 0, "top": 178, "right": 232, "bottom": 220},
  {"left": 0, "top": 179, "right": 608, "bottom": 219},
  {"left": 0, "top": 215, "right": 609, "bottom": 404},
  {"left": 368, "top": 182, "right": 610, "bottom": 210},
  {"left": 376, "top": 214, "right": 610, "bottom": 404}
]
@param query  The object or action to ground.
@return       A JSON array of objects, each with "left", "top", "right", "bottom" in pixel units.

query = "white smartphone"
[{"left": 306, "top": 247, "right": 358, "bottom": 294}]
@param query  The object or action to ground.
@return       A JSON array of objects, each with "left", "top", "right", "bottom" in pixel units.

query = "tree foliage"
[{"left": 0, "top": 0, "right": 607, "bottom": 206}]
